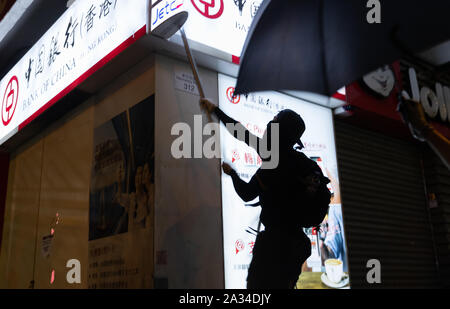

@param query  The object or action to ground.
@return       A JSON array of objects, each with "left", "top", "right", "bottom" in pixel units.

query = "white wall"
[{"left": 154, "top": 55, "right": 224, "bottom": 288}]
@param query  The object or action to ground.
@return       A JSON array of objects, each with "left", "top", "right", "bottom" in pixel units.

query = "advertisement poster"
[
  {"left": 218, "top": 74, "right": 350, "bottom": 289},
  {"left": 88, "top": 96, "right": 155, "bottom": 289}
]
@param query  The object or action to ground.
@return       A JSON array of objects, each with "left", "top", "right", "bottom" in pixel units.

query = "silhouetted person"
[
  {"left": 398, "top": 96, "right": 450, "bottom": 170},
  {"left": 200, "top": 98, "right": 330, "bottom": 289}
]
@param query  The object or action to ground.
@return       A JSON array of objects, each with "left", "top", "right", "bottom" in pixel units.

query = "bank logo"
[
  {"left": 2, "top": 76, "right": 19, "bottom": 126},
  {"left": 226, "top": 87, "right": 240, "bottom": 104},
  {"left": 191, "top": 0, "right": 224, "bottom": 19}
]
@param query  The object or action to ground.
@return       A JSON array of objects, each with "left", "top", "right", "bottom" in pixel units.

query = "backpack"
[
  {"left": 295, "top": 162, "right": 332, "bottom": 228},
  {"left": 254, "top": 152, "right": 332, "bottom": 229}
]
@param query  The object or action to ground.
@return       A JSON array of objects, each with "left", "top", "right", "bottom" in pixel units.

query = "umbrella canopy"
[{"left": 234, "top": 0, "right": 450, "bottom": 96}]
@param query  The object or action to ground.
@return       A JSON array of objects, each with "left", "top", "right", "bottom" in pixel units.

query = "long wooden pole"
[{"left": 180, "top": 28, "right": 212, "bottom": 122}]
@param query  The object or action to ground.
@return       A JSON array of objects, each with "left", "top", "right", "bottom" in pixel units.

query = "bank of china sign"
[{"left": 0, "top": 0, "right": 148, "bottom": 145}]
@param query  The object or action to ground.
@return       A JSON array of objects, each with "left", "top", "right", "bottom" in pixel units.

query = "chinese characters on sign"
[
  {"left": 23, "top": 1, "right": 119, "bottom": 90},
  {"left": 0, "top": 0, "right": 147, "bottom": 145},
  {"left": 174, "top": 0, "right": 263, "bottom": 58}
]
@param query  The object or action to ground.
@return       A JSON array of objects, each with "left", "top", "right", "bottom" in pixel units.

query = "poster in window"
[{"left": 88, "top": 96, "right": 155, "bottom": 289}]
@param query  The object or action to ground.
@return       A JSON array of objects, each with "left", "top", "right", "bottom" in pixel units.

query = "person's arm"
[
  {"left": 222, "top": 162, "right": 260, "bottom": 202},
  {"left": 201, "top": 98, "right": 262, "bottom": 155},
  {"left": 399, "top": 97, "right": 450, "bottom": 170},
  {"left": 423, "top": 126, "right": 450, "bottom": 170}
]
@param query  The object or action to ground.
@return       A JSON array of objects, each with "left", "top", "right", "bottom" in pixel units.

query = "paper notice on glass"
[{"left": 41, "top": 234, "right": 54, "bottom": 259}]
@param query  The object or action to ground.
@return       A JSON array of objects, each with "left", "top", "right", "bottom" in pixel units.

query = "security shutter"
[
  {"left": 334, "top": 120, "right": 440, "bottom": 288},
  {"left": 423, "top": 148, "right": 450, "bottom": 288}
]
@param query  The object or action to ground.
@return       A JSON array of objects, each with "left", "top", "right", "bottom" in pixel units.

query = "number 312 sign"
[{"left": 174, "top": 70, "right": 200, "bottom": 96}]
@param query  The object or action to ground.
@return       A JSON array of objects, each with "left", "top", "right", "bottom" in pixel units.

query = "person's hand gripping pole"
[
  {"left": 397, "top": 90, "right": 431, "bottom": 142},
  {"left": 199, "top": 98, "right": 217, "bottom": 120}
]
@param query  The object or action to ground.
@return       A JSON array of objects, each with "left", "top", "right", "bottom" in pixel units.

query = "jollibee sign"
[
  {"left": 0, "top": 0, "right": 148, "bottom": 145},
  {"left": 405, "top": 67, "right": 450, "bottom": 123}
]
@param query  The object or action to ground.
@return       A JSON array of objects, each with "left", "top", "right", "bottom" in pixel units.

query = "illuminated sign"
[
  {"left": 0, "top": 0, "right": 148, "bottom": 145},
  {"left": 406, "top": 67, "right": 450, "bottom": 123},
  {"left": 191, "top": 0, "right": 224, "bottom": 19},
  {"left": 150, "top": 0, "right": 187, "bottom": 36},
  {"left": 172, "top": 0, "right": 263, "bottom": 60},
  {"left": 1, "top": 76, "right": 19, "bottom": 126},
  {"left": 361, "top": 66, "right": 396, "bottom": 99},
  {"left": 219, "top": 74, "right": 350, "bottom": 289}
]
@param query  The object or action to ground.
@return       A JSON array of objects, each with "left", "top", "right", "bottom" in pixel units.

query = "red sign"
[
  {"left": 248, "top": 241, "right": 255, "bottom": 255},
  {"left": 244, "top": 152, "right": 254, "bottom": 165},
  {"left": 226, "top": 87, "right": 240, "bottom": 104},
  {"left": 343, "top": 62, "right": 450, "bottom": 139},
  {"left": 191, "top": 0, "right": 224, "bottom": 19},
  {"left": 1, "top": 76, "right": 19, "bottom": 126},
  {"left": 341, "top": 62, "right": 412, "bottom": 139}
]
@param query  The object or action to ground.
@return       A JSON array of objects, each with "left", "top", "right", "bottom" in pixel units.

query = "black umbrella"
[{"left": 234, "top": 0, "right": 450, "bottom": 96}]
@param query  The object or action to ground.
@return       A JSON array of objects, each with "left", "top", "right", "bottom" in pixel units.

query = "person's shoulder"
[
  {"left": 293, "top": 150, "right": 309, "bottom": 160},
  {"left": 290, "top": 149, "right": 313, "bottom": 163}
]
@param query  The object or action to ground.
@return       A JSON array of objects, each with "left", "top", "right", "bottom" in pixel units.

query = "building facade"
[{"left": 0, "top": 0, "right": 448, "bottom": 289}]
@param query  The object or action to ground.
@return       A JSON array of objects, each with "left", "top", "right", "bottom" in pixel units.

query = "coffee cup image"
[{"left": 325, "top": 259, "right": 344, "bottom": 284}]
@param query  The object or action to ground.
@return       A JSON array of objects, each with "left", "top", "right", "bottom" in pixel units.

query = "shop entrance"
[
  {"left": 0, "top": 106, "right": 94, "bottom": 289},
  {"left": 0, "top": 58, "right": 157, "bottom": 289},
  {"left": 334, "top": 120, "right": 440, "bottom": 288}
]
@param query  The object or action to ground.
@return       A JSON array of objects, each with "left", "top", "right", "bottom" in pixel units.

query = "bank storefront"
[{"left": 11, "top": 0, "right": 447, "bottom": 289}]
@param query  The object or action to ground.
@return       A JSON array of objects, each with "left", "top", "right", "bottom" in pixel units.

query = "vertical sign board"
[
  {"left": 219, "top": 74, "right": 351, "bottom": 289},
  {"left": 0, "top": 0, "right": 148, "bottom": 145}
]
